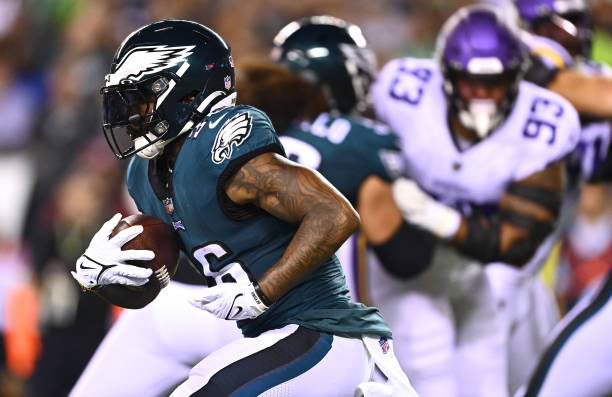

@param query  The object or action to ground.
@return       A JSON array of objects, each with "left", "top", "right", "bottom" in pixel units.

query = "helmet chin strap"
[
  {"left": 457, "top": 99, "right": 502, "bottom": 139},
  {"left": 135, "top": 133, "right": 167, "bottom": 159}
]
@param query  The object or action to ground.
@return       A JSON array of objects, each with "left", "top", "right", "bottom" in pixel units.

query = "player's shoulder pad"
[
  {"left": 522, "top": 31, "right": 573, "bottom": 70},
  {"left": 194, "top": 105, "right": 281, "bottom": 166},
  {"left": 340, "top": 115, "right": 405, "bottom": 179},
  {"left": 373, "top": 57, "right": 440, "bottom": 122},
  {"left": 376, "top": 57, "right": 438, "bottom": 86},
  {"left": 347, "top": 115, "right": 401, "bottom": 149},
  {"left": 518, "top": 80, "right": 580, "bottom": 157}
]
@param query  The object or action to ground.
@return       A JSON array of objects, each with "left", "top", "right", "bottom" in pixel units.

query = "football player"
[
  {"left": 69, "top": 19, "right": 416, "bottom": 397},
  {"left": 371, "top": 5, "right": 580, "bottom": 397},
  {"left": 265, "top": 15, "right": 436, "bottom": 301}
]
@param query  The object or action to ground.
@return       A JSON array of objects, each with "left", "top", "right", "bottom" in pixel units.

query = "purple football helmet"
[
  {"left": 436, "top": 4, "right": 528, "bottom": 139},
  {"left": 514, "top": 0, "right": 593, "bottom": 59}
]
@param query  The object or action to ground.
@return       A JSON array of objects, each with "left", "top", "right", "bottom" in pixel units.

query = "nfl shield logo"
[
  {"left": 379, "top": 338, "right": 390, "bottom": 354},
  {"left": 163, "top": 197, "right": 174, "bottom": 214},
  {"left": 224, "top": 75, "right": 231, "bottom": 90}
]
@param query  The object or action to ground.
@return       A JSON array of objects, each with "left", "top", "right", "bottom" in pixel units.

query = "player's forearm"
[
  {"left": 549, "top": 70, "right": 612, "bottom": 118},
  {"left": 258, "top": 200, "right": 359, "bottom": 302},
  {"left": 225, "top": 152, "right": 360, "bottom": 302}
]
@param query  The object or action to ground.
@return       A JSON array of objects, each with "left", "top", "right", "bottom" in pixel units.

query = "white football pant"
[{"left": 69, "top": 282, "right": 243, "bottom": 397}]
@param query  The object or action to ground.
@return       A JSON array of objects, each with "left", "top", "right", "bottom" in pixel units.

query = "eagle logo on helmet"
[
  {"left": 211, "top": 112, "right": 253, "bottom": 164},
  {"left": 105, "top": 45, "right": 195, "bottom": 86}
]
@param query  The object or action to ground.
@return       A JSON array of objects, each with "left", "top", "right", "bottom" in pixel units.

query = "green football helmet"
[
  {"left": 271, "top": 15, "right": 377, "bottom": 114},
  {"left": 101, "top": 19, "right": 236, "bottom": 159}
]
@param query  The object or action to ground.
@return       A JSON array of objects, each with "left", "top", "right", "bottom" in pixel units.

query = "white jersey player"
[{"left": 370, "top": 5, "right": 580, "bottom": 397}]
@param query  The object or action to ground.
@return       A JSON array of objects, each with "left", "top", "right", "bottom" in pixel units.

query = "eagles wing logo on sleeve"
[
  {"left": 105, "top": 45, "right": 195, "bottom": 86},
  {"left": 211, "top": 112, "right": 253, "bottom": 164}
]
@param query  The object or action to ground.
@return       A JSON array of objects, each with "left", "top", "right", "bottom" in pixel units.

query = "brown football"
[{"left": 101, "top": 213, "right": 180, "bottom": 308}]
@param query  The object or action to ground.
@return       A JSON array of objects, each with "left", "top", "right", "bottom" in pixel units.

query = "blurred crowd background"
[{"left": 1, "top": 0, "right": 612, "bottom": 396}]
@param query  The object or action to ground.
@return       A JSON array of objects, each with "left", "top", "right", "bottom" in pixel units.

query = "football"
[{"left": 101, "top": 214, "right": 180, "bottom": 309}]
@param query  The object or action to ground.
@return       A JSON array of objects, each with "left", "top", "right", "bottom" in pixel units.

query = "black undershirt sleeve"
[{"left": 372, "top": 220, "right": 436, "bottom": 279}]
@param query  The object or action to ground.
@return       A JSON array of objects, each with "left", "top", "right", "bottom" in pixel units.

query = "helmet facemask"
[
  {"left": 446, "top": 69, "right": 520, "bottom": 139},
  {"left": 338, "top": 42, "right": 377, "bottom": 113},
  {"left": 102, "top": 75, "right": 175, "bottom": 159},
  {"left": 457, "top": 98, "right": 504, "bottom": 140}
]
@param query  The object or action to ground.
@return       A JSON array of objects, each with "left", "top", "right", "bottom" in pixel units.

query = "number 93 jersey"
[
  {"left": 522, "top": 33, "right": 611, "bottom": 183},
  {"left": 372, "top": 57, "right": 581, "bottom": 209},
  {"left": 126, "top": 105, "right": 390, "bottom": 338}
]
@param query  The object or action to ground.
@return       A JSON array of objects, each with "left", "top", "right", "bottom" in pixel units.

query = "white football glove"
[
  {"left": 189, "top": 282, "right": 269, "bottom": 321},
  {"left": 71, "top": 213, "right": 154, "bottom": 290},
  {"left": 391, "top": 178, "right": 462, "bottom": 239}
]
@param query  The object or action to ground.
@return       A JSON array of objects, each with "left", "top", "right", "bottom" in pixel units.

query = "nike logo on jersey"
[
  {"left": 211, "top": 112, "right": 253, "bottom": 164},
  {"left": 226, "top": 293, "right": 244, "bottom": 320},
  {"left": 207, "top": 113, "right": 227, "bottom": 129}
]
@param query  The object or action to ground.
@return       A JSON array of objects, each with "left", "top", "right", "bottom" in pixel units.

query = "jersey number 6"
[{"left": 192, "top": 242, "right": 252, "bottom": 287}]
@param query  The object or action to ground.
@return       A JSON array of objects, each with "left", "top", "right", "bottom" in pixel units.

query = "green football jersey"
[
  {"left": 280, "top": 113, "right": 404, "bottom": 206},
  {"left": 126, "top": 105, "right": 391, "bottom": 338}
]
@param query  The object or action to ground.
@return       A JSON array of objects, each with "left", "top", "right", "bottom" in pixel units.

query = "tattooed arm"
[{"left": 224, "top": 152, "right": 360, "bottom": 302}]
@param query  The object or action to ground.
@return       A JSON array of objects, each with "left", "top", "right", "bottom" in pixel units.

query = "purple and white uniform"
[{"left": 370, "top": 55, "right": 579, "bottom": 397}]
